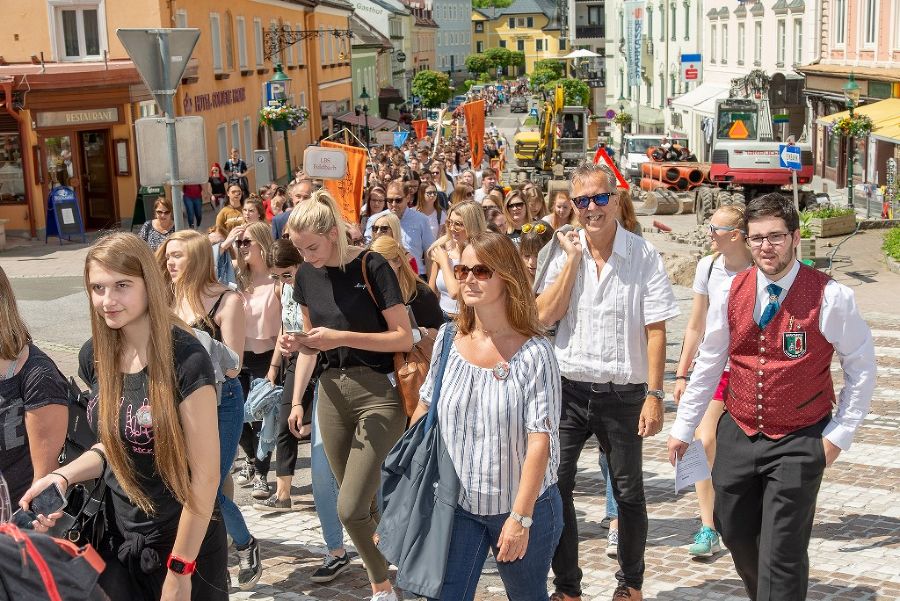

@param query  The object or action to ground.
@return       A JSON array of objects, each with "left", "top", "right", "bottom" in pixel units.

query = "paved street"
[{"left": 2, "top": 107, "right": 899, "bottom": 600}]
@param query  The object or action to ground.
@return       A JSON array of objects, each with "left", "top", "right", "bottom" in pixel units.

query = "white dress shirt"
[
  {"left": 671, "top": 260, "right": 877, "bottom": 450},
  {"left": 540, "top": 223, "right": 681, "bottom": 384}
]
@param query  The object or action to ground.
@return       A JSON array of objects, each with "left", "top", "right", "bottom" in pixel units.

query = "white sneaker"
[{"left": 371, "top": 590, "right": 398, "bottom": 601}]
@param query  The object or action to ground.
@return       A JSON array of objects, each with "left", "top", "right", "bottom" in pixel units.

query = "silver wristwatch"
[
  {"left": 510, "top": 511, "right": 533, "bottom": 528},
  {"left": 647, "top": 389, "right": 665, "bottom": 401}
]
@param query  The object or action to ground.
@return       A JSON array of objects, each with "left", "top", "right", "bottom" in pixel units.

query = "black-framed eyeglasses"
[
  {"left": 746, "top": 231, "right": 793, "bottom": 248},
  {"left": 371, "top": 225, "right": 393, "bottom": 235},
  {"left": 453, "top": 264, "right": 494, "bottom": 281},
  {"left": 236, "top": 239, "right": 254, "bottom": 248},
  {"left": 572, "top": 192, "right": 616, "bottom": 209}
]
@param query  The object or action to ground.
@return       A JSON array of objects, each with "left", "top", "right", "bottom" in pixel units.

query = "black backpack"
[{"left": 0, "top": 524, "right": 108, "bottom": 601}]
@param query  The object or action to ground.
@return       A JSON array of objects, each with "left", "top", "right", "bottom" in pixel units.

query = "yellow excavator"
[{"left": 513, "top": 86, "right": 590, "bottom": 180}]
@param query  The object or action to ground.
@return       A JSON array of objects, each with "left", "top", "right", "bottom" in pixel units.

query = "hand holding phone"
[{"left": 12, "top": 482, "right": 66, "bottom": 530}]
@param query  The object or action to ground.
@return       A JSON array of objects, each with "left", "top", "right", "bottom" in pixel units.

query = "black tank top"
[{"left": 191, "top": 292, "right": 230, "bottom": 341}]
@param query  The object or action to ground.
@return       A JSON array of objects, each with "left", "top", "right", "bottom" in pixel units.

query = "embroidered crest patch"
[{"left": 783, "top": 332, "right": 807, "bottom": 359}]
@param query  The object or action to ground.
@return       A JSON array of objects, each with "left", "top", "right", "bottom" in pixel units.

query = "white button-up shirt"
[
  {"left": 540, "top": 224, "right": 680, "bottom": 384},
  {"left": 671, "top": 260, "right": 877, "bottom": 450}
]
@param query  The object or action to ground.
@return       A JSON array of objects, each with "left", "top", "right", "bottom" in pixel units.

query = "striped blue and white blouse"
[{"left": 420, "top": 324, "right": 561, "bottom": 515}]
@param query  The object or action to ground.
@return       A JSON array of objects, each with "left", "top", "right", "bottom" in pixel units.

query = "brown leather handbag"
[{"left": 361, "top": 252, "right": 435, "bottom": 416}]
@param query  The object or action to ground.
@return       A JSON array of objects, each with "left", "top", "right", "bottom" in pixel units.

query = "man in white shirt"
[
  {"left": 473, "top": 167, "right": 498, "bottom": 204},
  {"left": 538, "top": 163, "right": 679, "bottom": 601},
  {"left": 668, "top": 193, "right": 876, "bottom": 601}
]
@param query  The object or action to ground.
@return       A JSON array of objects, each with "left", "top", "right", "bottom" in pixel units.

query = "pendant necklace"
[{"left": 492, "top": 361, "right": 511, "bottom": 381}]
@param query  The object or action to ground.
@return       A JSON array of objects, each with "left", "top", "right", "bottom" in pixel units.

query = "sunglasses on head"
[
  {"left": 453, "top": 264, "right": 494, "bottom": 281},
  {"left": 371, "top": 225, "right": 393, "bottom": 235},
  {"left": 236, "top": 239, "right": 253, "bottom": 248},
  {"left": 571, "top": 192, "right": 616, "bottom": 209},
  {"left": 521, "top": 222, "right": 547, "bottom": 235}
]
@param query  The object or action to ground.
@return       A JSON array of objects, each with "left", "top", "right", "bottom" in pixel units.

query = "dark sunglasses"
[
  {"left": 453, "top": 264, "right": 494, "bottom": 281},
  {"left": 236, "top": 239, "right": 254, "bottom": 248},
  {"left": 572, "top": 192, "right": 616, "bottom": 209},
  {"left": 155, "top": 210, "right": 171, "bottom": 216},
  {"left": 371, "top": 225, "right": 393, "bottom": 235},
  {"left": 386, "top": 196, "right": 405, "bottom": 204},
  {"left": 507, "top": 201, "right": 526, "bottom": 210}
]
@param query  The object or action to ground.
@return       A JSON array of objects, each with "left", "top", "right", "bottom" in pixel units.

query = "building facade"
[
  {"left": 402, "top": 0, "right": 438, "bottom": 80},
  {"left": 799, "top": 0, "right": 900, "bottom": 188},
  {"left": 435, "top": 0, "right": 472, "bottom": 83},
  {"left": 347, "top": 0, "right": 409, "bottom": 110},
  {"left": 0, "top": 0, "right": 353, "bottom": 237},
  {"left": 471, "top": 0, "right": 567, "bottom": 75}
]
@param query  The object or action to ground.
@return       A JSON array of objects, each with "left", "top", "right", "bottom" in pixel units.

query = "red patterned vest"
[{"left": 726, "top": 264, "right": 835, "bottom": 438}]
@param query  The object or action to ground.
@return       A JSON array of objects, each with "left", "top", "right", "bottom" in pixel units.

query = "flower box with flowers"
[
  {"left": 259, "top": 104, "right": 310, "bottom": 131},
  {"left": 832, "top": 114, "right": 874, "bottom": 138}
]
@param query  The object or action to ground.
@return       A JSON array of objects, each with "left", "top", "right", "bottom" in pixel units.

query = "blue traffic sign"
[
  {"left": 529, "top": 107, "right": 538, "bottom": 118},
  {"left": 779, "top": 144, "right": 802, "bottom": 171}
]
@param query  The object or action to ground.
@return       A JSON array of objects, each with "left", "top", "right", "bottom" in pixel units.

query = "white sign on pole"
[
  {"left": 303, "top": 147, "right": 348, "bottom": 180},
  {"left": 135, "top": 117, "right": 208, "bottom": 186},
  {"left": 376, "top": 131, "right": 394, "bottom": 146},
  {"left": 624, "top": 1, "right": 645, "bottom": 87}
]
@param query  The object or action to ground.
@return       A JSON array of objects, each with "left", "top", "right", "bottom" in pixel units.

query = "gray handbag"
[{"left": 376, "top": 323, "right": 459, "bottom": 600}]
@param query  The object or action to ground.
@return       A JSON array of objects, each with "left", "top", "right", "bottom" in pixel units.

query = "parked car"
[
  {"left": 448, "top": 95, "right": 468, "bottom": 111},
  {"left": 510, "top": 95, "right": 529, "bottom": 113}
]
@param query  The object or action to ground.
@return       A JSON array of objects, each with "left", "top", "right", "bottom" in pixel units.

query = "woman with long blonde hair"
[
  {"left": 502, "top": 189, "right": 533, "bottom": 244},
  {"left": 0, "top": 265, "right": 69, "bottom": 507},
  {"left": 410, "top": 232, "right": 562, "bottom": 600},
  {"left": 428, "top": 201, "right": 487, "bottom": 320},
  {"left": 281, "top": 190, "right": 412, "bottom": 601},
  {"left": 21, "top": 232, "right": 225, "bottom": 600},
  {"left": 157, "top": 230, "right": 263, "bottom": 590}
]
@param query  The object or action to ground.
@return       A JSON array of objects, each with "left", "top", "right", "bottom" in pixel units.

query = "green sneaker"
[{"left": 688, "top": 526, "right": 721, "bottom": 557}]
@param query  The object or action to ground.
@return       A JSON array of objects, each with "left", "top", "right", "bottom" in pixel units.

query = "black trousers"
[
  {"left": 551, "top": 378, "right": 648, "bottom": 595},
  {"left": 712, "top": 412, "right": 827, "bottom": 601},
  {"left": 239, "top": 350, "right": 274, "bottom": 477},
  {"left": 274, "top": 353, "right": 317, "bottom": 477}
]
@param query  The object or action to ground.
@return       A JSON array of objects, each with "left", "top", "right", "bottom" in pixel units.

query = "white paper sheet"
[{"left": 675, "top": 439, "right": 712, "bottom": 493}]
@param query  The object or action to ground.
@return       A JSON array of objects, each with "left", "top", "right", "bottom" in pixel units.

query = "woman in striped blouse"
[{"left": 412, "top": 231, "right": 563, "bottom": 601}]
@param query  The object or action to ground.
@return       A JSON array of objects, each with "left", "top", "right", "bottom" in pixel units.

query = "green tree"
[
  {"left": 533, "top": 59, "right": 564, "bottom": 78},
  {"left": 545, "top": 79, "right": 590, "bottom": 107},
  {"left": 465, "top": 54, "right": 492, "bottom": 75},
  {"left": 411, "top": 70, "right": 453, "bottom": 108},
  {"left": 472, "top": 0, "right": 513, "bottom": 8},
  {"left": 530, "top": 67, "right": 559, "bottom": 90},
  {"left": 483, "top": 47, "right": 512, "bottom": 69},
  {"left": 507, "top": 51, "right": 525, "bottom": 69}
]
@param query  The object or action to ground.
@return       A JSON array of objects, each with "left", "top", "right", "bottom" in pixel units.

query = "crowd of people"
[{"left": 2, "top": 114, "right": 877, "bottom": 601}]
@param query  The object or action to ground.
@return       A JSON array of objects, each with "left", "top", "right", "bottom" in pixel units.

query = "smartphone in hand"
[{"left": 10, "top": 482, "right": 66, "bottom": 529}]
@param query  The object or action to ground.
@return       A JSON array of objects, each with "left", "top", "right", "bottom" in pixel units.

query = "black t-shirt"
[
  {"left": 408, "top": 282, "right": 444, "bottom": 330},
  {"left": 293, "top": 252, "right": 405, "bottom": 373},
  {"left": 78, "top": 327, "right": 216, "bottom": 534},
  {"left": 0, "top": 344, "right": 69, "bottom": 505},
  {"left": 208, "top": 176, "right": 227, "bottom": 195}
]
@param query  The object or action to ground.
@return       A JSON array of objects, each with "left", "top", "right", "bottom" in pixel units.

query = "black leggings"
[
  {"left": 239, "top": 350, "right": 274, "bottom": 478},
  {"left": 99, "top": 516, "right": 228, "bottom": 601},
  {"left": 274, "top": 353, "right": 317, "bottom": 477}
]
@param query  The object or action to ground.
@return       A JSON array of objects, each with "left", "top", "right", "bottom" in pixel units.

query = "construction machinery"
[{"left": 512, "top": 86, "right": 591, "bottom": 191}]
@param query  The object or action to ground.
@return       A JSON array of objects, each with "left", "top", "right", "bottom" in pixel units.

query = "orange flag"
[
  {"left": 463, "top": 100, "right": 486, "bottom": 170},
  {"left": 412, "top": 119, "right": 428, "bottom": 140},
  {"left": 320, "top": 140, "right": 367, "bottom": 224}
]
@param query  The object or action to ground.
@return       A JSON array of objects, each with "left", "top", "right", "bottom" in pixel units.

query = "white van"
[{"left": 619, "top": 134, "right": 689, "bottom": 182}]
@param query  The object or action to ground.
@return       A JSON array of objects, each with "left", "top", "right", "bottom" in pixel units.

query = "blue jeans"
[
  {"left": 311, "top": 394, "right": 344, "bottom": 551},
  {"left": 599, "top": 453, "right": 619, "bottom": 519},
  {"left": 218, "top": 376, "right": 252, "bottom": 547},
  {"left": 430, "top": 485, "right": 563, "bottom": 601},
  {"left": 184, "top": 196, "right": 203, "bottom": 228}
]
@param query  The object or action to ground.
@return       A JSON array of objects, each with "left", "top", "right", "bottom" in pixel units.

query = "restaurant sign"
[{"left": 36, "top": 108, "right": 120, "bottom": 128}]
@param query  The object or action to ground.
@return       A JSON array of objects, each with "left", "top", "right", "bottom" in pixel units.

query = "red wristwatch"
[{"left": 167, "top": 553, "right": 197, "bottom": 575}]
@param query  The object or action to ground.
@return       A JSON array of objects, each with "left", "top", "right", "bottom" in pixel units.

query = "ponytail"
[{"left": 286, "top": 189, "right": 351, "bottom": 269}]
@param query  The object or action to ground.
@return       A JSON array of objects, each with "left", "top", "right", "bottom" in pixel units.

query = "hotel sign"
[{"left": 36, "top": 108, "right": 120, "bottom": 128}]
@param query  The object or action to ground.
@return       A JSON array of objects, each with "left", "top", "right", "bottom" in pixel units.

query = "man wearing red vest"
[{"left": 667, "top": 193, "right": 876, "bottom": 601}]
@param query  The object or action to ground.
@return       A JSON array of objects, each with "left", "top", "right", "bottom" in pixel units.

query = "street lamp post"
[
  {"left": 358, "top": 86, "right": 371, "bottom": 148},
  {"left": 269, "top": 63, "right": 293, "bottom": 182},
  {"left": 843, "top": 72, "right": 861, "bottom": 209}
]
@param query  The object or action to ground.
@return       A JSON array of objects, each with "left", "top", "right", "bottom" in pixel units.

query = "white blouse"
[{"left": 420, "top": 325, "right": 561, "bottom": 515}]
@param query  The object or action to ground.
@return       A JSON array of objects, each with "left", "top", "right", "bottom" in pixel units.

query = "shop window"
[
  {"left": 0, "top": 131, "right": 26, "bottom": 205},
  {"left": 833, "top": 0, "right": 846, "bottom": 45},
  {"left": 210, "top": 13, "right": 223, "bottom": 72},
  {"left": 51, "top": 1, "right": 106, "bottom": 61},
  {"left": 254, "top": 18, "right": 264, "bottom": 67},
  {"left": 296, "top": 23, "right": 304, "bottom": 64},
  {"left": 224, "top": 12, "right": 235, "bottom": 71},
  {"left": 45, "top": 135, "right": 75, "bottom": 188},
  {"left": 825, "top": 130, "right": 839, "bottom": 169},
  {"left": 217, "top": 125, "right": 228, "bottom": 167}
]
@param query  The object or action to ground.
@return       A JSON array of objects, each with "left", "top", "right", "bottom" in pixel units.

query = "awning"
[
  {"left": 798, "top": 63, "right": 900, "bottom": 82},
  {"left": 872, "top": 123, "right": 900, "bottom": 143},
  {"left": 334, "top": 111, "right": 397, "bottom": 130},
  {"left": 816, "top": 98, "right": 900, "bottom": 139},
  {"left": 671, "top": 83, "right": 730, "bottom": 116},
  {"left": 379, "top": 87, "right": 404, "bottom": 103}
]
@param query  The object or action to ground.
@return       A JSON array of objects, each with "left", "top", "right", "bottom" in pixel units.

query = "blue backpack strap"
[{"left": 423, "top": 323, "right": 457, "bottom": 433}]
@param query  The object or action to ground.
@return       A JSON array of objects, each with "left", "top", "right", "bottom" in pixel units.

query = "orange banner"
[
  {"left": 463, "top": 100, "right": 486, "bottom": 170},
  {"left": 320, "top": 140, "right": 367, "bottom": 224},
  {"left": 412, "top": 119, "right": 428, "bottom": 140}
]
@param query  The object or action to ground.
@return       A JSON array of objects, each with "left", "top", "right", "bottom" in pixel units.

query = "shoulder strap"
[
  {"left": 423, "top": 323, "right": 456, "bottom": 433},
  {"left": 707, "top": 252, "right": 721, "bottom": 283},
  {"left": 207, "top": 291, "right": 229, "bottom": 319},
  {"left": 360, "top": 251, "right": 378, "bottom": 306}
]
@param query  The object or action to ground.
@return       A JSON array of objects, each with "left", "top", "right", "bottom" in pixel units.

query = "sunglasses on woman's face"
[
  {"left": 156, "top": 210, "right": 171, "bottom": 216},
  {"left": 453, "top": 264, "right": 494, "bottom": 281},
  {"left": 269, "top": 271, "right": 294, "bottom": 281},
  {"left": 371, "top": 225, "right": 393, "bottom": 235},
  {"left": 571, "top": 192, "right": 616, "bottom": 209},
  {"left": 236, "top": 239, "right": 254, "bottom": 248},
  {"left": 507, "top": 201, "right": 525, "bottom": 210}
]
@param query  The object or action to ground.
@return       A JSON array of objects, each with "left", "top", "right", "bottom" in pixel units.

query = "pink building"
[{"left": 799, "top": 0, "right": 900, "bottom": 187}]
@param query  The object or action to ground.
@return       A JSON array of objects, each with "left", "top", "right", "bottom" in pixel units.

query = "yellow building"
[
  {"left": 471, "top": 0, "right": 567, "bottom": 75},
  {"left": 0, "top": 0, "right": 352, "bottom": 237}
]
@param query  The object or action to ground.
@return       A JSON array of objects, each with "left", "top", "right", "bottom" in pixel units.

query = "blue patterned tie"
[{"left": 758, "top": 283, "right": 783, "bottom": 329}]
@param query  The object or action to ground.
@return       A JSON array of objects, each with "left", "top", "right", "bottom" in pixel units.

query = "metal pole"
[
  {"left": 364, "top": 109, "right": 370, "bottom": 147},
  {"left": 791, "top": 168, "right": 799, "bottom": 214},
  {"left": 847, "top": 103, "right": 855, "bottom": 208},
  {"left": 283, "top": 130, "right": 292, "bottom": 184},
  {"left": 159, "top": 31, "right": 185, "bottom": 231}
]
